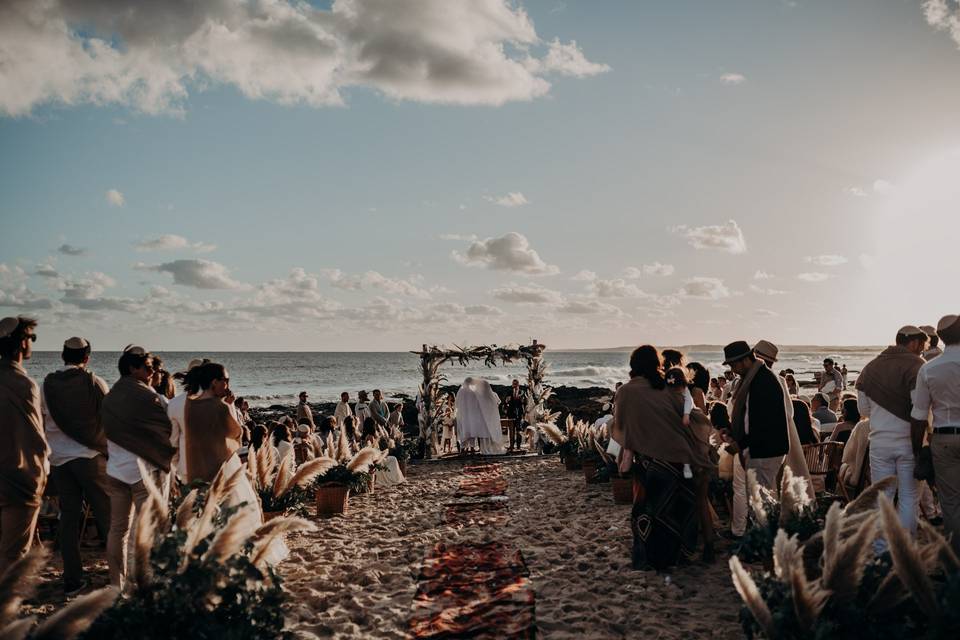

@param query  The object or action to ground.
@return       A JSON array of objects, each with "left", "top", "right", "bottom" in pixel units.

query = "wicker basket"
[
  {"left": 563, "top": 456, "right": 581, "bottom": 471},
  {"left": 398, "top": 459, "right": 408, "bottom": 477},
  {"left": 315, "top": 483, "right": 350, "bottom": 517},
  {"left": 582, "top": 461, "right": 599, "bottom": 484},
  {"left": 611, "top": 476, "right": 633, "bottom": 504}
]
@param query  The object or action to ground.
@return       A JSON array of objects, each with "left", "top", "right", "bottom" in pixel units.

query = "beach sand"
[{"left": 281, "top": 456, "right": 743, "bottom": 639}]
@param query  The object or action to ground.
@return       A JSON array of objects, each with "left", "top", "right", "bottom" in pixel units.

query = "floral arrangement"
[
  {"left": 730, "top": 485, "right": 960, "bottom": 639},
  {"left": 311, "top": 428, "right": 385, "bottom": 494},
  {"left": 388, "top": 437, "right": 419, "bottom": 463},
  {"left": 247, "top": 443, "right": 334, "bottom": 517}
]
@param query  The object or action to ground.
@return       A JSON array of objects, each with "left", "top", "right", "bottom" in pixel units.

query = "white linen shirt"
[
  {"left": 40, "top": 365, "right": 101, "bottom": 467},
  {"left": 334, "top": 401, "right": 353, "bottom": 426},
  {"left": 859, "top": 390, "right": 914, "bottom": 448},
  {"left": 911, "top": 344, "right": 960, "bottom": 428}
]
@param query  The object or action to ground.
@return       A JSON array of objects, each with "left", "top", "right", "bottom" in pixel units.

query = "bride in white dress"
[{"left": 455, "top": 377, "right": 505, "bottom": 455}]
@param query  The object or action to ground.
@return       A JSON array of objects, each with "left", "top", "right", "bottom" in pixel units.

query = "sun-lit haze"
[{"left": 2, "top": 0, "right": 960, "bottom": 351}]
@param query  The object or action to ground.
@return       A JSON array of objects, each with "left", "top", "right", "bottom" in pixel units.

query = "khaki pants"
[
  {"left": 105, "top": 476, "right": 152, "bottom": 589},
  {"left": 745, "top": 451, "right": 784, "bottom": 493},
  {"left": 50, "top": 455, "right": 112, "bottom": 586},
  {"left": 0, "top": 502, "right": 41, "bottom": 574},
  {"left": 932, "top": 434, "right": 960, "bottom": 555}
]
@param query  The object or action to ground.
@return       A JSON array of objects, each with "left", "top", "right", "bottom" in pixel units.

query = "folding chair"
[{"left": 803, "top": 441, "right": 844, "bottom": 494}]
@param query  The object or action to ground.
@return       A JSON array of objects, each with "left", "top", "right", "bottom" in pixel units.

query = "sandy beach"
[{"left": 280, "top": 455, "right": 743, "bottom": 639}]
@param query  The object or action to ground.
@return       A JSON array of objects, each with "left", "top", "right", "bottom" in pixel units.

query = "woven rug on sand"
[
  {"left": 409, "top": 541, "right": 535, "bottom": 639},
  {"left": 442, "top": 500, "right": 509, "bottom": 527},
  {"left": 454, "top": 465, "right": 507, "bottom": 498}
]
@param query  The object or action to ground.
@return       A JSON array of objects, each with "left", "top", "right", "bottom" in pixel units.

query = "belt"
[{"left": 933, "top": 427, "right": 960, "bottom": 435}]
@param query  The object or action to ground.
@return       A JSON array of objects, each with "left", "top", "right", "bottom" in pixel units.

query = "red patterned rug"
[
  {"left": 409, "top": 541, "right": 535, "bottom": 639},
  {"left": 455, "top": 464, "right": 507, "bottom": 498},
  {"left": 443, "top": 500, "right": 509, "bottom": 527}
]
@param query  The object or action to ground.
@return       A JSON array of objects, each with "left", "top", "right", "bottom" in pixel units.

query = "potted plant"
[
  {"left": 313, "top": 445, "right": 383, "bottom": 517},
  {"left": 538, "top": 416, "right": 585, "bottom": 470},
  {"left": 247, "top": 443, "right": 334, "bottom": 519},
  {"left": 389, "top": 438, "right": 417, "bottom": 476}
]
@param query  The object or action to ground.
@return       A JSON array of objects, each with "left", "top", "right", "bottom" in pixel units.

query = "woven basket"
[
  {"left": 611, "top": 476, "right": 633, "bottom": 504},
  {"left": 582, "top": 461, "right": 599, "bottom": 484},
  {"left": 563, "top": 456, "right": 581, "bottom": 471},
  {"left": 315, "top": 483, "right": 350, "bottom": 517},
  {"left": 398, "top": 460, "right": 408, "bottom": 477}
]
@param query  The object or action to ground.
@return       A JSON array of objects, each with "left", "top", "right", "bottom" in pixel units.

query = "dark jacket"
[{"left": 744, "top": 365, "right": 790, "bottom": 458}]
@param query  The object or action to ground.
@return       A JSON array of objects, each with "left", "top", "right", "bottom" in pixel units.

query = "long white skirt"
[
  {"left": 374, "top": 455, "right": 406, "bottom": 488},
  {"left": 221, "top": 453, "right": 288, "bottom": 566}
]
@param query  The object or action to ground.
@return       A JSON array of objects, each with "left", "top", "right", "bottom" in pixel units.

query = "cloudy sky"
[{"left": 2, "top": 0, "right": 960, "bottom": 351}]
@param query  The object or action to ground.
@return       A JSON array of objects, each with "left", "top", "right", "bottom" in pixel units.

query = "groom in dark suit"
[{"left": 505, "top": 379, "right": 526, "bottom": 451}]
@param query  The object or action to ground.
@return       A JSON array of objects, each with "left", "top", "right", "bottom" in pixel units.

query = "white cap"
[{"left": 63, "top": 336, "right": 90, "bottom": 349}]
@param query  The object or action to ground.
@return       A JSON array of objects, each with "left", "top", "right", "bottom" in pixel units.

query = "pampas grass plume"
[
  {"left": 0, "top": 546, "right": 47, "bottom": 624},
  {"left": 31, "top": 587, "right": 118, "bottom": 640},
  {"left": 729, "top": 556, "right": 776, "bottom": 638},
  {"left": 877, "top": 493, "right": 939, "bottom": 619},
  {"left": 347, "top": 446, "right": 380, "bottom": 473}
]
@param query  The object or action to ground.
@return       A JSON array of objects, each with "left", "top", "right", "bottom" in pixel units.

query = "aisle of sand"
[{"left": 281, "top": 456, "right": 743, "bottom": 639}]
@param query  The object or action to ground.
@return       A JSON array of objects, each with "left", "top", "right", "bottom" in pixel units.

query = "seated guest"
[
  {"left": 831, "top": 398, "right": 860, "bottom": 444},
  {"left": 361, "top": 416, "right": 378, "bottom": 447},
  {"left": 784, "top": 373, "right": 799, "bottom": 397},
  {"left": 811, "top": 392, "right": 838, "bottom": 436},
  {"left": 318, "top": 416, "right": 336, "bottom": 443},
  {"left": 838, "top": 419, "right": 871, "bottom": 490},
  {"left": 250, "top": 423, "right": 267, "bottom": 450},
  {"left": 272, "top": 422, "right": 293, "bottom": 463},
  {"left": 792, "top": 399, "right": 821, "bottom": 445}
]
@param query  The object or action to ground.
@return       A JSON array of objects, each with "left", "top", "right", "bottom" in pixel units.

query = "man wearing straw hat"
[
  {"left": 0, "top": 316, "right": 48, "bottom": 573},
  {"left": 912, "top": 314, "right": 960, "bottom": 553},
  {"left": 42, "top": 336, "right": 111, "bottom": 595}
]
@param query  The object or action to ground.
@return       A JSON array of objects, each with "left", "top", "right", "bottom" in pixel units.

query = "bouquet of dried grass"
[
  {"left": 731, "top": 480, "right": 960, "bottom": 639},
  {"left": 81, "top": 461, "right": 315, "bottom": 640},
  {"left": 247, "top": 443, "right": 335, "bottom": 516},
  {"left": 737, "top": 467, "right": 823, "bottom": 564},
  {"left": 311, "top": 443, "right": 384, "bottom": 494}
]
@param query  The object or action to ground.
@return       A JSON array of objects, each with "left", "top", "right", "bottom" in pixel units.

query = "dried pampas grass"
[
  {"left": 347, "top": 446, "right": 381, "bottom": 473},
  {"left": 281, "top": 457, "right": 337, "bottom": 495},
  {"left": 819, "top": 503, "right": 877, "bottom": 601},
  {"left": 31, "top": 587, "right": 118, "bottom": 640},
  {"left": 877, "top": 494, "right": 939, "bottom": 619},
  {"left": 250, "top": 516, "right": 316, "bottom": 568},
  {"left": 844, "top": 475, "right": 896, "bottom": 514},
  {"left": 538, "top": 422, "right": 566, "bottom": 445},
  {"left": 730, "top": 556, "right": 776, "bottom": 638}
]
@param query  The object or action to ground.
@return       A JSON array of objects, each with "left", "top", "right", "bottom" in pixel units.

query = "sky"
[{"left": 2, "top": 0, "right": 960, "bottom": 351}]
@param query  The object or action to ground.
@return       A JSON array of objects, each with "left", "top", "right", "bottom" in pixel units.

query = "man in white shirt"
[
  {"left": 41, "top": 337, "right": 111, "bottom": 596},
  {"left": 166, "top": 358, "right": 205, "bottom": 483},
  {"left": 912, "top": 314, "right": 960, "bottom": 553},
  {"left": 819, "top": 358, "right": 845, "bottom": 411},
  {"left": 856, "top": 326, "right": 927, "bottom": 538},
  {"left": 334, "top": 391, "right": 353, "bottom": 427}
]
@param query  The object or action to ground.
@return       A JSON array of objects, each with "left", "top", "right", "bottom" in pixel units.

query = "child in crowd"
[{"left": 665, "top": 367, "right": 696, "bottom": 478}]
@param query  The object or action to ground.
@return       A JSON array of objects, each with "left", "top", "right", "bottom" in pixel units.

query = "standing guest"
[
  {"left": 150, "top": 356, "right": 175, "bottom": 401},
  {"left": 708, "top": 377, "right": 723, "bottom": 402},
  {"left": 370, "top": 389, "right": 390, "bottom": 430},
  {"left": 811, "top": 392, "right": 839, "bottom": 436},
  {"left": 792, "top": 400, "right": 821, "bottom": 445},
  {"left": 921, "top": 325, "right": 943, "bottom": 361},
  {"left": 296, "top": 391, "right": 314, "bottom": 427},
  {"left": 856, "top": 326, "right": 928, "bottom": 537},
  {"left": 785, "top": 373, "right": 800, "bottom": 397},
  {"left": 441, "top": 394, "right": 456, "bottom": 454},
  {"left": 611, "top": 346, "right": 714, "bottom": 570},
  {"left": 183, "top": 362, "right": 242, "bottom": 483},
  {"left": 911, "top": 314, "right": 960, "bottom": 553},
  {"left": 355, "top": 390, "right": 372, "bottom": 426},
  {"left": 101, "top": 345, "right": 176, "bottom": 589},
  {"left": 505, "top": 379, "right": 526, "bottom": 452},
  {"left": 387, "top": 403, "right": 405, "bottom": 440},
  {"left": 831, "top": 398, "right": 861, "bottom": 444},
  {"left": 0, "top": 317, "right": 48, "bottom": 573},
  {"left": 724, "top": 341, "right": 790, "bottom": 492},
  {"left": 318, "top": 416, "right": 336, "bottom": 443},
  {"left": 167, "top": 358, "right": 205, "bottom": 484},
  {"left": 686, "top": 363, "right": 710, "bottom": 411},
  {"left": 334, "top": 391, "right": 353, "bottom": 427},
  {"left": 841, "top": 364, "right": 849, "bottom": 388},
  {"left": 41, "top": 336, "right": 112, "bottom": 595},
  {"left": 721, "top": 370, "right": 737, "bottom": 403},
  {"left": 234, "top": 396, "right": 251, "bottom": 425},
  {"left": 819, "top": 358, "right": 845, "bottom": 411}
]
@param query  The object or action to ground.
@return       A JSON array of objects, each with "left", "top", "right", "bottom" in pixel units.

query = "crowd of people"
[
  {"left": 0, "top": 316, "right": 407, "bottom": 597},
  {"left": 608, "top": 318, "right": 960, "bottom": 571}
]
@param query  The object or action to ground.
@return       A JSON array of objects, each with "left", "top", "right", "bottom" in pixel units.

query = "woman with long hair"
[
  {"left": 791, "top": 399, "right": 820, "bottom": 445},
  {"left": 611, "top": 346, "right": 716, "bottom": 570}
]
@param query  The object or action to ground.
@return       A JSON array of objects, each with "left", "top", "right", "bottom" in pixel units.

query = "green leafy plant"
[
  {"left": 247, "top": 441, "right": 336, "bottom": 517},
  {"left": 389, "top": 438, "right": 417, "bottom": 463}
]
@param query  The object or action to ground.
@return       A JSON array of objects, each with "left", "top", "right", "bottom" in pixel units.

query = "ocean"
[{"left": 22, "top": 347, "right": 881, "bottom": 407}]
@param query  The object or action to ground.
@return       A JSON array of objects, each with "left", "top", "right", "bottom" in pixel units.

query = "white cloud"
[
  {"left": 105, "top": 189, "right": 125, "bottom": 207},
  {"left": 624, "top": 262, "right": 675, "bottom": 278},
  {"left": 0, "top": 0, "right": 608, "bottom": 117},
  {"left": 134, "top": 234, "right": 216, "bottom": 253},
  {"left": 485, "top": 192, "right": 529, "bottom": 207},
  {"left": 35, "top": 264, "right": 59, "bottom": 278},
  {"left": 924, "top": 1, "right": 960, "bottom": 47},
  {"left": 844, "top": 186, "right": 867, "bottom": 197},
  {"left": 321, "top": 269, "right": 432, "bottom": 299},
  {"left": 58, "top": 243, "right": 87, "bottom": 256},
  {"left": 570, "top": 269, "right": 597, "bottom": 282},
  {"left": 589, "top": 278, "right": 649, "bottom": 299},
  {"left": 557, "top": 300, "right": 621, "bottom": 315},
  {"left": 529, "top": 38, "right": 611, "bottom": 77},
  {"left": 804, "top": 254, "right": 848, "bottom": 267},
  {"left": 137, "top": 259, "right": 248, "bottom": 290},
  {"left": 490, "top": 283, "right": 563, "bottom": 305},
  {"left": 753, "top": 270, "right": 775, "bottom": 280},
  {"left": 720, "top": 72, "right": 746, "bottom": 85},
  {"left": 859, "top": 253, "right": 877, "bottom": 270},
  {"left": 872, "top": 179, "right": 894, "bottom": 195},
  {"left": 755, "top": 309, "right": 780, "bottom": 318},
  {"left": 749, "top": 284, "right": 788, "bottom": 296},
  {"left": 464, "top": 304, "right": 504, "bottom": 316},
  {"left": 797, "top": 272, "right": 833, "bottom": 283},
  {"left": 453, "top": 232, "right": 559, "bottom": 275},
  {"left": 679, "top": 277, "right": 730, "bottom": 300},
  {"left": 438, "top": 233, "right": 478, "bottom": 242},
  {"left": 671, "top": 219, "right": 747, "bottom": 254}
]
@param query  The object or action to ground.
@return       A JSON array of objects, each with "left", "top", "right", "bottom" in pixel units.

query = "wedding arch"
[{"left": 411, "top": 340, "right": 551, "bottom": 458}]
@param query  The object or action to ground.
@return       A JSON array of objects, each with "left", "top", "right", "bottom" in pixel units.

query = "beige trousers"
[{"left": 0, "top": 502, "right": 41, "bottom": 574}]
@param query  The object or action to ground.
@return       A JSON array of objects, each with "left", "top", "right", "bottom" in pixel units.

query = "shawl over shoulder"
[
  {"left": 102, "top": 376, "right": 176, "bottom": 472},
  {"left": 0, "top": 361, "right": 49, "bottom": 505}
]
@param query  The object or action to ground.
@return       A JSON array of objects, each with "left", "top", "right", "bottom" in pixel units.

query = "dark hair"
[
  {"left": 320, "top": 416, "right": 336, "bottom": 434},
  {"left": 665, "top": 366, "right": 688, "bottom": 388},
  {"left": 62, "top": 343, "right": 91, "bottom": 366},
  {"left": 118, "top": 350, "right": 150, "bottom": 376},
  {"left": 792, "top": 399, "right": 818, "bottom": 445},
  {"left": 153, "top": 370, "right": 175, "bottom": 399},
  {"left": 928, "top": 334, "right": 940, "bottom": 348},
  {"left": 841, "top": 397, "right": 861, "bottom": 423},
  {"left": 234, "top": 396, "right": 244, "bottom": 407},
  {"left": 0, "top": 317, "right": 37, "bottom": 360},
  {"left": 362, "top": 417, "right": 377, "bottom": 438},
  {"left": 629, "top": 345, "right": 665, "bottom": 390},
  {"left": 823, "top": 358, "right": 834, "bottom": 366},
  {"left": 272, "top": 423, "right": 290, "bottom": 445},
  {"left": 251, "top": 423, "right": 267, "bottom": 449},
  {"left": 686, "top": 362, "right": 710, "bottom": 393},
  {"left": 709, "top": 402, "right": 731, "bottom": 430},
  {"left": 183, "top": 361, "right": 226, "bottom": 391},
  {"left": 343, "top": 416, "right": 357, "bottom": 441},
  {"left": 661, "top": 349, "right": 684, "bottom": 369}
]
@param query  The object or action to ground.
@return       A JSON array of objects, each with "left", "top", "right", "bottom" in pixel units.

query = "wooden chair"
[{"left": 803, "top": 441, "right": 844, "bottom": 494}]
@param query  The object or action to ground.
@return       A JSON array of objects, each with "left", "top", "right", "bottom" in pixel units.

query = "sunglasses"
[{"left": 24, "top": 334, "right": 37, "bottom": 343}]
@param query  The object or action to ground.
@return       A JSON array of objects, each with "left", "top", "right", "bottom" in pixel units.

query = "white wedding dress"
[{"left": 455, "top": 378, "right": 505, "bottom": 454}]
